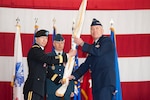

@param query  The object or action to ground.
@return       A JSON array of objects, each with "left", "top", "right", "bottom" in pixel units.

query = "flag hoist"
[{"left": 55, "top": 0, "right": 88, "bottom": 97}]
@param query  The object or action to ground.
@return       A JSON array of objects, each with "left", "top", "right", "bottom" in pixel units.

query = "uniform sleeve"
[
  {"left": 31, "top": 47, "right": 67, "bottom": 65},
  {"left": 73, "top": 61, "right": 89, "bottom": 80},
  {"left": 46, "top": 67, "right": 61, "bottom": 85}
]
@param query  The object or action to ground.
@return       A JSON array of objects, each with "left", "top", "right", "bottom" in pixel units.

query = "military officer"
[
  {"left": 70, "top": 18, "right": 116, "bottom": 100},
  {"left": 46, "top": 34, "right": 74, "bottom": 100},
  {"left": 23, "top": 30, "right": 76, "bottom": 100}
]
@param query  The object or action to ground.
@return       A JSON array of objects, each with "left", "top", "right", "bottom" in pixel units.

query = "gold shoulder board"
[{"left": 32, "top": 45, "right": 40, "bottom": 48}]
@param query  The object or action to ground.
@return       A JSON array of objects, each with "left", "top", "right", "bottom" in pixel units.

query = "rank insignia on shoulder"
[
  {"left": 32, "top": 45, "right": 40, "bottom": 48},
  {"left": 95, "top": 44, "right": 100, "bottom": 48},
  {"left": 51, "top": 64, "right": 55, "bottom": 70},
  {"left": 95, "top": 42, "right": 100, "bottom": 48}
]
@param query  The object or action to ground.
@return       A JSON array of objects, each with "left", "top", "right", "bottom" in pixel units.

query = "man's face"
[
  {"left": 90, "top": 25, "right": 103, "bottom": 40},
  {"left": 35, "top": 36, "right": 48, "bottom": 47},
  {"left": 53, "top": 40, "right": 65, "bottom": 52}
]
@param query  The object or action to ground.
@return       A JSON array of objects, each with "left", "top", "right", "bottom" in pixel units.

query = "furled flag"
[
  {"left": 80, "top": 36, "right": 93, "bottom": 100},
  {"left": 13, "top": 19, "right": 24, "bottom": 100},
  {"left": 55, "top": 0, "right": 87, "bottom": 97},
  {"left": 110, "top": 20, "right": 122, "bottom": 100},
  {"left": 52, "top": 18, "right": 56, "bottom": 51}
]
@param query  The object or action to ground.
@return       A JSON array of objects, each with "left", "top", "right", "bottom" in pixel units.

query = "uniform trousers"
[
  {"left": 24, "top": 91, "right": 43, "bottom": 100},
  {"left": 94, "top": 86, "right": 114, "bottom": 100}
]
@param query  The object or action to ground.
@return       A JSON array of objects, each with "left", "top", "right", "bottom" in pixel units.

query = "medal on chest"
[{"left": 51, "top": 64, "right": 55, "bottom": 70}]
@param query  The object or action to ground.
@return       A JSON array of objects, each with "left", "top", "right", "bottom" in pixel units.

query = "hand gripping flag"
[
  {"left": 110, "top": 20, "right": 122, "bottom": 100},
  {"left": 55, "top": 0, "right": 87, "bottom": 97},
  {"left": 13, "top": 20, "right": 24, "bottom": 100}
]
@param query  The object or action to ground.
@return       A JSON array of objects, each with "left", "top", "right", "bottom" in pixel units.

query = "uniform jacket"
[
  {"left": 46, "top": 51, "right": 74, "bottom": 99},
  {"left": 73, "top": 35, "right": 116, "bottom": 100},
  {"left": 23, "top": 43, "right": 67, "bottom": 97}
]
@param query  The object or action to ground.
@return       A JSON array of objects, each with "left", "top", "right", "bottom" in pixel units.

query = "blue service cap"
[
  {"left": 54, "top": 34, "right": 64, "bottom": 41},
  {"left": 91, "top": 18, "right": 102, "bottom": 26},
  {"left": 35, "top": 29, "right": 49, "bottom": 37}
]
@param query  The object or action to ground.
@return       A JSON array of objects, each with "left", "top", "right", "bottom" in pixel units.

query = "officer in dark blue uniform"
[
  {"left": 23, "top": 30, "right": 76, "bottom": 100},
  {"left": 46, "top": 34, "right": 74, "bottom": 100},
  {"left": 71, "top": 18, "right": 116, "bottom": 100}
]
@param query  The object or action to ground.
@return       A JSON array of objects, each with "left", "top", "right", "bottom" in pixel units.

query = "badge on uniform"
[
  {"left": 51, "top": 64, "right": 55, "bottom": 70},
  {"left": 43, "top": 63, "right": 47, "bottom": 67},
  {"left": 95, "top": 42, "right": 100, "bottom": 48}
]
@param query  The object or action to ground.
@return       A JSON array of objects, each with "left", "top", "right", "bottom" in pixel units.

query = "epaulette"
[{"left": 32, "top": 45, "right": 40, "bottom": 48}]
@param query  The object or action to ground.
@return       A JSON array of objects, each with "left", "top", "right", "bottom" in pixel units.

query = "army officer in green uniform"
[{"left": 46, "top": 34, "right": 74, "bottom": 100}]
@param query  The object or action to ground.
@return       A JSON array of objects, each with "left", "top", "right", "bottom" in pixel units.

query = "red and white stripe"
[{"left": 0, "top": 0, "right": 150, "bottom": 100}]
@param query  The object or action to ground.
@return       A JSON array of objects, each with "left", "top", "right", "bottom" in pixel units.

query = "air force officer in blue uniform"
[
  {"left": 46, "top": 34, "right": 74, "bottom": 100},
  {"left": 71, "top": 18, "right": 116, "bottom": 100}
]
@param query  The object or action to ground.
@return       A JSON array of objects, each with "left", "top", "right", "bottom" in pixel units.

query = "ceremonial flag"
[
  {"left": 33, "top": 22, "right": 39, "bottom": 44},
  {"left": 13, "top": 23, "right": 24, "bottom": 100},
  {"left": 110, "top": 23, "right": 122, "bottom": 100},
  {"left": 55, "top": 0, "right": 87, "bottom": 96},
  {"left": 80, "top": 36, "right": 93, "bottom": 100},
  {"left": 52, "top": 22, "right": 56, "bottom": 51},
  {"left": 81, "top": 71, "right": 92, "bottom": 100},
  {"left": 73, "top": 53, "right": 81, "bottom": 100}
]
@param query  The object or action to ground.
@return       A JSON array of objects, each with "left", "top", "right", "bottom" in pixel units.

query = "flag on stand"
[
  {"left": 80, "top": 36, "right": 93, "bottom": 100},
  {"left": 33, "top": 23, "right": 39, "bottom": 44},
  {"left": 110, "top": 22, "right": 122, "bottom": 100},
  {"left": 52, "top": 22, "right": 56, "bottom": 51},
  {"left": 13, "top": 22, "right": 24, "bottom": 100}
]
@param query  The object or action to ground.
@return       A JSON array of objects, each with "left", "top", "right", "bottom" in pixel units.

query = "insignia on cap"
[
  {"left": 91, "top": 18, "right": 102, "bottom": 26},
  {"left": 54, "top": 34, "right": 64, "bottom": 41},
  {"left": 35, "top": 29, "right": 49, "bottom": 37}
]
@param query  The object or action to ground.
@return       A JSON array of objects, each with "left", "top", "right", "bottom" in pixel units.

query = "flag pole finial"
[
  {"left": 34, "top": 18, "right": 38, "bottom": 25},
  {"left": 16, "top": 17, "right": 20, "bottom": 25},
  {"left": 110, "top": 18, "right": 114, "bottom": 27},
  {"left": 53, "top": 18, "right": 56, "bottom": 27}
]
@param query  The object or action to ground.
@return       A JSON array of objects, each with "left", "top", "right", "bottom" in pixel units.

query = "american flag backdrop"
[{"left": 0, "top": 0, "right": 150, "bottom": 100}]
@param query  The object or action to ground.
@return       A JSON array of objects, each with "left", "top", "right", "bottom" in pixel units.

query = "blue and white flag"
[
  {"left": 13, "top": 24, "right": 24, "bottom": 100},
  {"left": 110, "top": 24, "right": 122, "bottom": 100},
  {"left": 52, "top": 25, "right": 56, "bottom": 51},
  {"left": 73, "top": 53, "right": 81, "bottom": 100}
]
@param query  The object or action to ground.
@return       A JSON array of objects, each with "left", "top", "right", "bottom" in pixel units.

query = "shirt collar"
[{"left": 55, "top": 50, "right": 63, "bottom": 55}]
